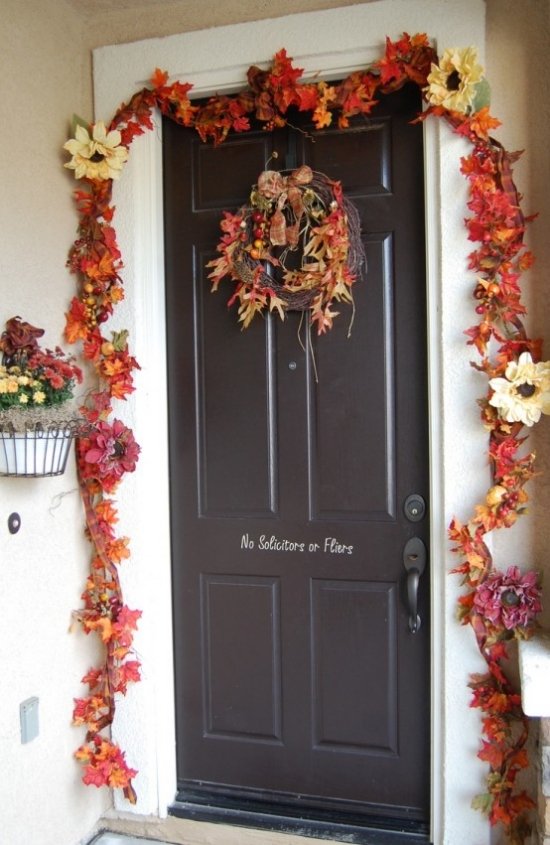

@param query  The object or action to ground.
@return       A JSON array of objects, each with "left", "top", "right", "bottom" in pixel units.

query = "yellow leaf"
[{"left": 268, "top": 295, "right": 286, "bottom": 320}]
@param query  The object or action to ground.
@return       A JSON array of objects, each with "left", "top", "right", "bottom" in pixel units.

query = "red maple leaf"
[
  {"left": 150, "top": 67, "right": 169, "bottom": 88},
  {"left": 270, "top": 48, "right": 303, "bottom": 88},
  {"left": 478, "top": 740, "right": 505, "bottom": 769},
  {"left": 82, "top": 762, "right": 110, "bottom": 788},
  {"left": 81, "top": 667, "right": 104, "bottom": 689},
  {"left": 296, "top": 84, "right": 319, "bottom": 112}
]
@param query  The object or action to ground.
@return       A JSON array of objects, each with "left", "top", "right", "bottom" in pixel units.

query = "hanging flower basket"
[
  {"left": 0, "top": 315, "right": 84, "bottom": 477},
  {"left": 0, "top": 419, "right": 82, "bottom": 478}
]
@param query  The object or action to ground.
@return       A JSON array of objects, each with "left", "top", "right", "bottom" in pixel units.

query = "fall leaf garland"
[{"left": 63, "top": 33, "right": 546, "bottom": 842}]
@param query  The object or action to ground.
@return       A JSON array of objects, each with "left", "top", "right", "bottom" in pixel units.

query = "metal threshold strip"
[
  {"left": 169, "top": 798, "right": 432, "bottom": 845},
  {"left": 90, "top": 835, "right": 171, "bottom": 845}
]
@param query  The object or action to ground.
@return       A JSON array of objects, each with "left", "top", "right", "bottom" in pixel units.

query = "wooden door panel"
[
  {"left": 193, "top": 135, "right": 272, "bottom": 210},
  {"left": 194, "top": 252, "right": 277, "bottom": 517},
  {"left": 164, "top": 82, "right": 429, "bottom": 829},
  {"left": 308, "top": 232, "right": 396, "bottom": 521},
  {"left": 201, "top": 574, "right": 282, "bottom": 741},
  {"left": 311, "top": 578, "right": 398, "bottom": 753},
  {"left": 303, "top": 120, "right": 392, "bottom": 196}
]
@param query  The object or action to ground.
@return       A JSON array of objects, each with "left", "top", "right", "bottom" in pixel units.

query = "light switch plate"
[{"left": 20, "top": 697, "right": 39, "bottom": 743}]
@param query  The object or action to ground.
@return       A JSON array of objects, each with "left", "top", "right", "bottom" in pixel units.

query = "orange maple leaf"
[
  {"left": 108, "top": 764, "right": 136, "bottom": 790},
  {"left": 65, "top": 297, "right": 89, "bottom": 344},
  {"left": 109, "top": 379, "right": 135, "bottom": 401},
  {"left": 102, "top": 358, "right": 125, "bottom": 378},
  {"left": 518, "top": 250, "right": 535, "bottom": 271},
  {"left": 312, "top": 104, "right": 333, "bottom": 130},
  {"left": 151, "top": 68, "right": 169, "bottom": 89},
  {"left": 95, "top": 499, "right": 119, "bottom": 526},
  {"left": 86, "top": 616, "right": 113, "bottom": 643},
  {"left": 107, "top": 536, "right": 130, "bottom": 563},
  {"left": 108, "top": 285, "right": 125, "bottom": 304},
  {"left": 469, "top": 107, "right": 502, "bottom": 141},
  {"left": 82, "top": 251, "right": 117, "bottom": 282}
]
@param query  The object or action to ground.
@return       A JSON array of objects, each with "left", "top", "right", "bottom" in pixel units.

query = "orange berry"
[{"left": 486, "top": 485, "right": 507, "bottom": 507}]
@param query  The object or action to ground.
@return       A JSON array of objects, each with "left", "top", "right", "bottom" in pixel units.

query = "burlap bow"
[{"left": 257, "top": 165, "right": 313, "bottom": 248}]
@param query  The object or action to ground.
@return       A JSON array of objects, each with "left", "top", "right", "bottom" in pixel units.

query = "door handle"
[{"left": 403, "top": 537, "right": 426, "bottom": 634}]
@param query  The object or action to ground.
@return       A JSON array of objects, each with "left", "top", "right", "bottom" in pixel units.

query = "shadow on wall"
[{"left": 485, "top": 0, "right": 550, "bottom": 629}]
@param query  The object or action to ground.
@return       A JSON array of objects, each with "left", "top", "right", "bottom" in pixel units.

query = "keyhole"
[{"left": 8, "top": 512, "right": 21, "bottom": 534}]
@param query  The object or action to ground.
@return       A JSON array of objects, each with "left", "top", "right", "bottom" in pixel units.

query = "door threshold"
[
  {"left": 169, "top": 800, "right": 431, "bottom": 845},
  {"left": 90, "top": 835, "right": 170, "bottom": 845}
]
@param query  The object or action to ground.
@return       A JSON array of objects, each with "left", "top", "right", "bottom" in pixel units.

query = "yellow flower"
[
  {"left": 32, "top": 391, "right": 46, "bottom": 404},
  {"left": 0, "top": 380, "right": 8, "bottom": 394},
  {"left": 426, "top": 47, "right": 484, "bottom": 113},
  {"left": 489, "top": 352, "right": 550, "bottom": 427},
  {"left": 18, "top": 394, "right": 29, "bottom": 404},
  {"left": 6, "top": 379, "right": 19, "bottom": 393},
  {"left": 63, "top": 121, "right": 129, "bottom": 181},
  {"left": 17, "top": 376, "right": 30, "bottom": 386}
]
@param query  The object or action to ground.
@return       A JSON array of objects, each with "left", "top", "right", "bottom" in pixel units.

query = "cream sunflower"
[
  {"left": 63, "top": 121, "right": 129, "bottom": 181},
  {"left": 489, "top": 352, "right": 550, "bottom": 427},
  {"left": 426, "top": 46, "right": 485, "bottom": 113}
]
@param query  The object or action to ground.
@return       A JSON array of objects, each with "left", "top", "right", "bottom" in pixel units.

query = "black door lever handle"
[{"left": 403, "top": 537, "right": 426, "bottom": 633}]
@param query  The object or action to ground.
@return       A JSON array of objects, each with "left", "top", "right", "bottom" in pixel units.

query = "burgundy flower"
[
  {"left": 0, "top": 316, "right": 44, "bottom": 363},
  {"left": 473, "top": 565, "right": 541, "bottom": 631},
  {"left": 79, "top": 419, "right": 140, "bottom": 492}
]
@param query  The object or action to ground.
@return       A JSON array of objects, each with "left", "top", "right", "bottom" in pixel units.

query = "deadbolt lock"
[{"left": 404, "top": 493, "right": 426, "bottom": 523}]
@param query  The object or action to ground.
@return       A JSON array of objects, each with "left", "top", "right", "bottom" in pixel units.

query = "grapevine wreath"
[{"left": 207, "top": 163, "right": 366, "bottom": 334}]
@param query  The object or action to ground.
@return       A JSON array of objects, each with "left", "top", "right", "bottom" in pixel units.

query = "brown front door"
[{"left": 163, "top": 83, "right": 430, "bottom": 834}]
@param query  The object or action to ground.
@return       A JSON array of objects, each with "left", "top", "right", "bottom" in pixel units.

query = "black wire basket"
[{"left": 0, "top": 421, "right": 81, "bottom": 478}]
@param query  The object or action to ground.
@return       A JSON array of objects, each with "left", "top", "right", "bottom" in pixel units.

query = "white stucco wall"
[{"left": 0, "top": 3, "right": 110, "bottom": 845}]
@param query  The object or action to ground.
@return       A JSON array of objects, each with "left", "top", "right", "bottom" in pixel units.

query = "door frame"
[{"left": 92, "top": 3, "right": 490, "bottom": 843}]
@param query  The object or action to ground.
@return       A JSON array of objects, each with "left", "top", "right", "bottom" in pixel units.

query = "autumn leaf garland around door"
[{"left": 62, "top": 33, "right": 548, "bottom": 843}]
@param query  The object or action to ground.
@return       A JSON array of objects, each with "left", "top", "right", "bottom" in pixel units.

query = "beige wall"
[
  {"left": 1, "top": 1, "right": 549, "bottom": 844},
  {"left": 485, "top": 0, "right": 550, "bottom": 625},
  {"left": 0, "top": 3, "right": 107, "bottom": 845},
  {"left": 76, "top": 0, "right": 374, "bottom": 47}
]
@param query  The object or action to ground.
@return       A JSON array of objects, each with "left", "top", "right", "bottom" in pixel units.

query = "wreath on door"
[{"left": 207, "top": 164, "right": 366, "bottom": 334}]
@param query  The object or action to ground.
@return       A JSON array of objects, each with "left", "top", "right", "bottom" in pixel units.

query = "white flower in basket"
[{"left": 0, "top": 317, "right": 84, "bottom": 477}]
